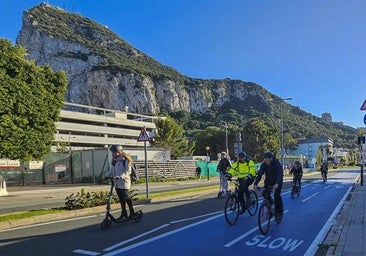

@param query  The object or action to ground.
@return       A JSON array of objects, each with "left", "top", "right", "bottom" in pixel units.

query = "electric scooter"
[{"left": 100, "top": 178, "right": 143, "bottom": 231}]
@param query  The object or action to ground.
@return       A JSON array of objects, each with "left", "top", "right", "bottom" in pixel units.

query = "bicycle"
[
  {"left": 321, "top": 171, "right": 327, "bottom": 183},
  {"left": 291, "top": 175, "right": 301, "bottom": 199},
  {"left": 224, "top": 178, "right": 258, "bottom": 225},
  {"left": 257, "top": 186, "right": 282, "bottom": 235}
]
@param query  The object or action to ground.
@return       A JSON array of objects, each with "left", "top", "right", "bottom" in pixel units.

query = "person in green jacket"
[{"left": 226, "top": 151, "right": 256, "bottom": 214}]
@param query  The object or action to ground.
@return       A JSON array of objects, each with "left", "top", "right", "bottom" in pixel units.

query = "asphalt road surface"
[{"left": 0, "top": 169, "right": 359, "bottom": 256}]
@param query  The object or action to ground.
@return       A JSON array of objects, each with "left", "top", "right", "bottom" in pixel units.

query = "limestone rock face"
[{"left": 16, "top": 4, "right": 267, "bottom": 115}]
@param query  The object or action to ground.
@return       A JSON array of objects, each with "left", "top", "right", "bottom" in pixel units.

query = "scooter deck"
[{"left": 113, "top": 210, "right": 143, "bottom": 223}]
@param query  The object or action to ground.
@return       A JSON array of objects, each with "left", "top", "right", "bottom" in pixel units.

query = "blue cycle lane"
[{"left": 98, "top": 178, "right": 354, "bottom": 256}]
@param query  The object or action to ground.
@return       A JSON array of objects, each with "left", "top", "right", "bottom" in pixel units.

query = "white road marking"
[
  {"left": 303, "top": 185, "right": 353, "bottom": 256},
  {"left": 102, "top": 213, "right": 223, "bottom": 255},
  {"left": 225, "top": 210, "right": 289, "bottom": 247},
  {"left": 73, "top": 249, "right": 100, "bottom": 255},
  {"left": 301, "top": 192, "right": 319, "bottom": 203},
  {"left": 103, "top": 224, "right": 170, "bottom": 252}
]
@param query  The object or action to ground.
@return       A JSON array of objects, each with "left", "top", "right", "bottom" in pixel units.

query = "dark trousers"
[
  {"left": 264, "top": 184, "right": 283, "bottom": 215},
  {"left": 115, "top": 188, "right": 134, "bottom": 215},
  {"left": 238, "top": 178, "right": 251, "bottom": 207},
  {"left": 293, "top": 174, "right": 302, "bottom": 187}
]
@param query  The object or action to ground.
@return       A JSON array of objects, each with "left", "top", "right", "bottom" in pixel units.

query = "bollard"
[{"left": 0, "top": 179, "right": 9, "bottom": 196}]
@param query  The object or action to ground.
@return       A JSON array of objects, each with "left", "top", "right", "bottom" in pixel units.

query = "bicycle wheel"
[
  {"left": 297, "top": 185, "right": 301, "bottom": 197},
  {"left": 224, "top": 194, "right": 240, "bottom": 225},
  {"left": 247, "top": 190, "right": 258, "bottom": 216},
  {"left": 258, "top": 202, "right": 271, "bottom": 235},
  {"left": 291, "top": 186, "right": 296, "bottom": 199}
]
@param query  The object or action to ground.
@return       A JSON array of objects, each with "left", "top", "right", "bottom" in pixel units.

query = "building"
[
  {"left": 322, "top": 113, "right": 332, "bottom": 123},
  {"left": 295, "top": 137, "right": 333, "bottom": 168},
  {"left": 54, "top": 102, "right": 159, "bottom": 151}
]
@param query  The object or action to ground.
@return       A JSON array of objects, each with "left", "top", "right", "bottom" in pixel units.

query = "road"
[{"left": 0, "top": 169, "right": 359, "bottom": 256}]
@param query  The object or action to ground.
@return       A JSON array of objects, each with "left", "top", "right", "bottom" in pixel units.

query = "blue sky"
[{"left": 1, "top": 0, "right": 366, "bottom": 128}]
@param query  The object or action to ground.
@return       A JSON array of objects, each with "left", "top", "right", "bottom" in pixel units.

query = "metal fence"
[{"left": 0, "top": 150, "right": 199, "bottom": 185}]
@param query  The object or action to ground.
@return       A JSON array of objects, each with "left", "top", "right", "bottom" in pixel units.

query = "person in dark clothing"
[
  {"left": 253, "top": 152, "right": 284, "bottom": 223},
  {"left": 320, "top": 161, "right": 328, "bottom": 182},
  {"left": 289, "top": 161, "right": 303, "bottom": 187},
  {"left": 217, "top": 151, "right": 231, "bottom": 195}
]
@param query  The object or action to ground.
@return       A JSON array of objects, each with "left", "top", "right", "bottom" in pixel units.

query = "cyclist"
[
  {"left": 289, "top": 161, "right": 303, "bottom": 187},
  {"left": 217, "top": 151, "right": 231, "bottom": 196},
  {"left": 253, "top": 152, "right": 284, "bottom": 223},
  {"left": 320, "top": 161, "right": 328, "bottom": 182},
  {"left": 226, "top": 151, "right": 256, "bottom": 214}
]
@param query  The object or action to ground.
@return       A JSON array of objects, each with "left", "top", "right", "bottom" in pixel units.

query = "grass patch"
[
  {"left": 136, "top": 185, "right": 218, "bottom": 200},
  {"left": 0, "top": 209, "right": 67, "bottom": 222}
]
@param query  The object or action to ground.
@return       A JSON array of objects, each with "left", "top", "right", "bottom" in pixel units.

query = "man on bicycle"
[
  {"left": 289, "top": 161, "right": 303, "bottom": 187},
  {"left": 253, "top": 152, "right": 284, "bottom": 223},
  {"left": 320, "top": 161, "right": 328, "bottom": 181},
  {"left": 226, "top": 151, "right": 256, "bottom": 214}
]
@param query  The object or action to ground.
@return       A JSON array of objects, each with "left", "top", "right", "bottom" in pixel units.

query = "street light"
[
  {"left": 279, "top": 97, "right": 292, "bottom": 170},
  {"left": 222, "top": 122, "right": 229, "bottom": 159}
]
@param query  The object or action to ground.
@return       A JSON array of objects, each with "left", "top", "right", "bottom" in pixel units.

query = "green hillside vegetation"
[{"left": 25, "top": 4, "right": 358, "bottom": 155}]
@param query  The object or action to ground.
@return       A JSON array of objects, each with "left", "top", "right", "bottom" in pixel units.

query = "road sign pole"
[{"left": 144, "top": 141, "right": 149, "bottom": 198}]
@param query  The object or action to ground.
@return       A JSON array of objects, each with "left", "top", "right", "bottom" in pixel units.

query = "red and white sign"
[
  {"left": 137, "top": 127, "right": 150, "bottom": 142},
  {"left": 0, "top": 159, "right": 20, "bottom": 168},
  {"left": 55, "top": 163, "right": 67, "bottom": 173}
]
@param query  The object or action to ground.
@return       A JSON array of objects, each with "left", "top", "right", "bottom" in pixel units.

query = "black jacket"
[
  {"left": 254, "top": 158, "right": 283, "bottom": 186},
  {"left": 217, "top": 158, "right": 231, "bottom": 174}
]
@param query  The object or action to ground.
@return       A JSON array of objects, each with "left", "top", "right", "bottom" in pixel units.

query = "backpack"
[
  {"left": 130, "top": 163, "right": 139, "bottom": 181},
  {"left": 123, "top": 159, "right": 139, "bottom": 181}
]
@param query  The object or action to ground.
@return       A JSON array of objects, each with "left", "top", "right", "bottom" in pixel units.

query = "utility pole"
[{"left": 279, "top": 97, "right": 292, "bottom": 169}]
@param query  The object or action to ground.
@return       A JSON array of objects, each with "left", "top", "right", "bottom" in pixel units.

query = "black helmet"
[
  {"left": 238, "top": 151, "right": 246, "bottom": 158},
  {"left": 110, "top": 145, "right": 123, "bottom": 153},
  {"left": 264, "top": 152, "right": 274, "bottom": 159}
]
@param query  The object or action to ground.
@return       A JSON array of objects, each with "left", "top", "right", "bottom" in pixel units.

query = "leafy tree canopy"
[
  {"left": 153, "top": 116, "right": 195, "bottom": 159},
  {"left": 0, "top": 39, "right": 67, "bottom": 161}
]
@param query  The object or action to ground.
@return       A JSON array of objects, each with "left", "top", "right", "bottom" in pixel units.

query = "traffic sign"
[
  {"left": 364, "top": 114, "right": 366, "bottom": 125},
  {"left": 137, "top": 127, "right": 150, "bottom": 142},
  {"left": 361, "top": 99, "right": 366, "bottom": 110}
]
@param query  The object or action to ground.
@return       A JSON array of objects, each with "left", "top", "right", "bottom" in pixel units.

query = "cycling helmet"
[
  {"left": 263, "top": 152, "right": 274, "bottom": 159},
  {"left": 238, "top": 151, "right": 246, "bottom": 158},
  {"left": 110, "top": 145, "right": 123, "bottom": 153},
  {"left": 221, "top": 151, "right": 227, "bottom": 155}
]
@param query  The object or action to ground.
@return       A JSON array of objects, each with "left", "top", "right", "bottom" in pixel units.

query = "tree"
[
  {"left": 0, "top": 39, "right": 67, "bottom": 161},
  {"left": 154, "top": 116, "right": 195, "bottom": 159},
  {"left": 242, "top": 118, "right": 280, "bottom": 162}
]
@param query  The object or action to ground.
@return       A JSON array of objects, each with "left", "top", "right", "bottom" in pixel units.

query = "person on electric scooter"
[
  {"left": 253, "top": 152, "right": 284, "bottom": 223},
  {"left": 226, "top": 151, "right": 256, "bottom": 214},
  {"left": 105, "top": 145, "right": 136, "bottom": 220},
  {"left": 289, "top": 160, "right": 303, "bottom": 187}
]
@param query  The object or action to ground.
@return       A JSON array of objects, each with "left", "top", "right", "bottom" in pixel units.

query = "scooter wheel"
[
  {"left": 134, "top": 213, "right": 143, "bottom": 223},
  {"left": 101, "top": 218, "right": 112, "bottom": 231}
]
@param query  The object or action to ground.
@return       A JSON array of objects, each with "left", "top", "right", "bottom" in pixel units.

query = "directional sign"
[
  {"left": 137, "top": 127, "right": 150, "bottom": 142},
  {"left": 361, "top": 99, "right": 366, "bottom": 110}
]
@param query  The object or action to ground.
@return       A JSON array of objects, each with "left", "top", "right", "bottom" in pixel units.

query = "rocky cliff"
[{"left": 16, "top": 3, "right": 271, "bottom": 115}]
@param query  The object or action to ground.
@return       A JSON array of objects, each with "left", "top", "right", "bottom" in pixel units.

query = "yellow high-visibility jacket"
[{"left": 228, "top": 160, "right": 256, "bottom": 179}]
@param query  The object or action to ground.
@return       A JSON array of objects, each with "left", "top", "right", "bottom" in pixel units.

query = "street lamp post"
[
  {"left": 279, "top": 97, "right": 292, "bottom": 170},
  {"left": 223, "top": 122, "right": 229, "bottom": 158}
]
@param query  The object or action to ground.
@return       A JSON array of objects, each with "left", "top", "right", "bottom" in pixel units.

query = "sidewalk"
[{"left": 318, "top": 179, "right": 366, "bottom": 256}]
